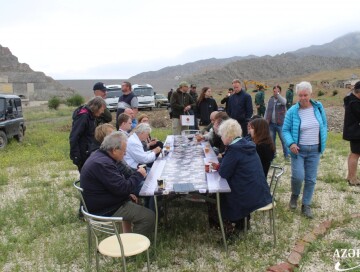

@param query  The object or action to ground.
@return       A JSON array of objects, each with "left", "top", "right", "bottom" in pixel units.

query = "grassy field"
[{"left": 1, "top": 104, "right": 360, "bottom": 272}]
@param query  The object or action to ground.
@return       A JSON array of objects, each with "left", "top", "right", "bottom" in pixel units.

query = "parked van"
[
  {"left": 132, "top": 84, "right": 155, "bottom": 110},
  {"left": 105, "top": 85, "right": 122, "bottom": 111}
]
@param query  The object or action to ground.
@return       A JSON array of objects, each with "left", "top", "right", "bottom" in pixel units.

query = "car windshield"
[
  {"left": 106, "top": 91, "right": 122, "bottom": 98},
  {"left": 133, "top": 87, "right": 154, "bottom": 96},
  {"left": 156, "top": 94, "right": 166, "bottom": 99}
]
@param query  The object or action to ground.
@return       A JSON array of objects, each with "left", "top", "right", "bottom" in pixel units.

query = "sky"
[{"left": 1, "top": 0, "right": 359, "bottom": 79}]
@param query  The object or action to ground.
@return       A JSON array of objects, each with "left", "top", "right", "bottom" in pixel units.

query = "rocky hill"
[
  {"left": 129, "top": 32, "right": 360, "bottom": 91},
  {"left": 0, "top": 45, "right": 74, "bottom": 100}
]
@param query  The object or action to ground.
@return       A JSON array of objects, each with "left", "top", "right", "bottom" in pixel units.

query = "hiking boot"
[
  {"left": 289, "top": 194, "right": 298, "bottom": 209},
  {"left": 301, "top": 205, "right": 313, "bottom": 219},
  {"left": 347, "top": 179, "right": 360, "bottom": 186}
]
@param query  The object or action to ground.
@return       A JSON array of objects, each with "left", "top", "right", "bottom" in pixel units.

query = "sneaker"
[
  {"left": 301, "top": 205, "right": 313, "bottom": 219},
  {"left": 289, "top": 194, "right": 298, "bottom": 209}
]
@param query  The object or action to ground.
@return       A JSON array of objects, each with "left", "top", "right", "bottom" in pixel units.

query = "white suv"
[{"left": 105, "top": 85, "right": 122, "bottom": 111}]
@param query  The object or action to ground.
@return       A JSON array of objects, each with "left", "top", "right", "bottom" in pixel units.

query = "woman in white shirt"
[{"left": 124, "top": 123, "right": 162, "bottom": 169}]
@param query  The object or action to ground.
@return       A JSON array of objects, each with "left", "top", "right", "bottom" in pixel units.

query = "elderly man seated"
[
  {"left": 80, "top": 131, "right": 155, "bottom": 237},
  {"left": 124, "top": 123, "right": 162, "bottom": 169}
]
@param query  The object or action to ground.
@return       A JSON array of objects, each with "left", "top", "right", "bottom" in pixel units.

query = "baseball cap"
[
  {"left": 93, "top": 82, "right": 107, "bottom": 92},
  {"left": 179, "top": 81, "right": 189, "bottom": 88}
]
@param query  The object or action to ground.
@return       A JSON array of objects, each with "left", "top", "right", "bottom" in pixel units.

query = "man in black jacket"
[
  {"left": 69, "top": 97, "right": 106, "bottom": 172},
  {"left": 80, "top": 132, "right": 154, "bottom": 237},
  {"left": 343, "top": 81, "right": 360, "bottom": 186}
]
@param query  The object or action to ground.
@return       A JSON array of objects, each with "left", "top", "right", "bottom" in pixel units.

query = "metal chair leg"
[
  {"left": 154, "top": 195, "right": 158, "bottom": 250},
  {"left": 146, "top": 249, "right": 150, "bottom": 271},
  {"left": 216, "top": 193, "right": 228, "bottom": 253}
]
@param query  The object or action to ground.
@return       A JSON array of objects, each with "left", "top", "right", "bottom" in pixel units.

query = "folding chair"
[
  {"left": 81, "top": 207, "right": 151, "bottom": 272},
  {"left": 245, "top": 165, "right": 284, "bottom": 246}
]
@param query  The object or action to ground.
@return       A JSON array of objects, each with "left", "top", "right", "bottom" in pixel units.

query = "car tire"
[
  {"left": 0, "top": 130, "right": 8, "bottom": 149},
  {"left": 15, "top": 125, "right": 24, "bottom": 142},
  {"left": 156, "top": 102, "right": 161, "bottom": 108}
]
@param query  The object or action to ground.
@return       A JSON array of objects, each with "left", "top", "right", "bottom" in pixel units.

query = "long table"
[{"left": 139, "top": 135, "right": 231, "bottom": 251}]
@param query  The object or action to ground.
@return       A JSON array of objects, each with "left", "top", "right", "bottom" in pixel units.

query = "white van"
[{"left": 132, "top": 84, "right": 155, "bottom": 110}]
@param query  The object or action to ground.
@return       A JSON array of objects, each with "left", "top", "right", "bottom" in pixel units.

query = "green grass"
[{"left": 1, "top": 105, "right": 359, "bottom": 271}]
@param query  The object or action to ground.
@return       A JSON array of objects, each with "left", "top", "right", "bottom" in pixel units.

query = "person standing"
[
  {"left": 220, "top": 88, "right": 233, "bottom": 111},
  {"left": 92, "top": 82, "right": 112, "bottom": 125},
  {"left": 167, "top": 88, "right": 174, "bottom": 119},
  {"left": 170, "top": 81, "right": 195, "bottom": 135},
  {"left": 286, "top": 84, "right": 294, "bottom": 110},
  {"left": 116, "top": 81, "right": 138, "bottom": 129},
  {"left": 69, "top": 97, "right": 106, "bottom": 172},
  {"left": 189, "top": 84, "right": 199, "bottom": 130},
  {"left": 265, "top": 85, "right": 289, "bottom": 159},
  {"left": 227, "top": 79, "right": 253, "bottom": 136},
  {"left": 197, "top": 87, "right": 218, "bottom": 128},
  {"left": 254, "top": 85, "right": 266, "bottom": 117},
  {"left": 343, "top": 81, "right": 360, "bottom": 186},
  {"left": 282, "top": 81, "right": 327, "bottom": 218}
]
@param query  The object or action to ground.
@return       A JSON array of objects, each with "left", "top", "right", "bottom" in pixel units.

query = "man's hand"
[
  {"left": 184, "top": 105, "right": 191, "bottom": 112},
  {"left": 129, "top": 194, "right": 138, "bottom": 203},
  {"left": 137, "top": 166, "right": 147, "bottom": 177}
]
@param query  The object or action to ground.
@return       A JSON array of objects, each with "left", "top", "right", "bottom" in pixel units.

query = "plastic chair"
[
  {"left": 246, "top": 165, "right": 284, "bottom": 246},
  {"left": 81, "top": 207, "right": 151, "bottom": 272}
]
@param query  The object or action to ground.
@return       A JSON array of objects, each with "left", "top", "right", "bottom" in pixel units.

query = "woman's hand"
[{"left": 290, "top": 144, "right": 300, "bottom": 155}]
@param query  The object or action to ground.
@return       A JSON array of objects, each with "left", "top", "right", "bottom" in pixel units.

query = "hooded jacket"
[
  {"left": 282, "top": 99, "right": 327, "bottom": 154},
  {"left": 218, "top": 138, "right": 272, "bottom": 221},
  {"left": 69, "top": 105, "right": 96, "bottom": 166},
  {"left": 343, "top": 93, "right": 360, "bottom": 141}
]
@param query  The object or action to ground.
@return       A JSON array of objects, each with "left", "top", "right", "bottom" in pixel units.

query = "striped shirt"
[{"left": 298, "top": 106, "right": 319, "bottom": 145}]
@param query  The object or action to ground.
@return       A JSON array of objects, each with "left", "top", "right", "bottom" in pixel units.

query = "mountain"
[
  {"left": 292, "top": 32, "right": 360, "bottom": 59},
  {"left": 0, "top": 45, "right": 74, "bottom": 100},
  {"left": 128, "top": 32, "right": 360, "bottom": 91}
]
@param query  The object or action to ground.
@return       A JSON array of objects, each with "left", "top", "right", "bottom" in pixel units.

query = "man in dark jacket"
[
  {"left": 343, "top": 81, "right": 360, "bottom": 186},
  {"left": 80, "top": 132, "right": 154, "bottom": 237},
  {"left": 93, "top": 82, "right": 112, "bottom": 126},
  {"left": 69, "top": 97, "right": 106, "bottom": 172},
  {"left": 227, "top": 79, "right": 253, "bottom": 136},
  {"left": 170, "top": 81, "right": 195, "bottom": 135}
]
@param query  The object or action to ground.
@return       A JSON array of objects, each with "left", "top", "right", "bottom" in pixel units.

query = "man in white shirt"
[{"left": 124, "top": 123, "right": 162, "bottom": 169}]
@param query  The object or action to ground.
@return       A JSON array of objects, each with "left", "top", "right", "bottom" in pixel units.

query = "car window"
[
  {"left": 133, "top": 87, "right": 154, "bottom": 96},
  {"left": 0, "top": 98, "right": 5, "bottom": 118},
  {"left": 106, "top": 91, "right": 122, "bottom": 98}
]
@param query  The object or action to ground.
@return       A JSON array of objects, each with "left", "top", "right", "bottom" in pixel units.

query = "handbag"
[{"left": 180, "top": 114, "right": 195, "bottom": 126}]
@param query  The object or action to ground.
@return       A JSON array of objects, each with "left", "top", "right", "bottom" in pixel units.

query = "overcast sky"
[{"left": 1, "top": 0, "right": 359, "bottom": 79}]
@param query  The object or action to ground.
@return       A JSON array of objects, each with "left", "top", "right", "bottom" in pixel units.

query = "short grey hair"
[
  {"left": 232, "top": 79, "right": 242, "bottom": 84},
  {"left": 296, "top": 81, "right": 312, "bottom": 95},
  {"left": 87, "top": 96, "right": 106, "bottom": 113},
  {"left": 100, "top": 131, "right": 127, "bottom": 151},
  {"left": 218, "top": 119, "right": 242, "bottom": 140},
  {"left": 133, "top": 123, "right": 151, "bottom": 134}
]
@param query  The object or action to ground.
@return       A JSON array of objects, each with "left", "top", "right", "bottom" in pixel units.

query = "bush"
[
  {"left": 48, "top": 96, "right": 61, "bottom": 110},
  {"left": 317, "top": 90, "right": 325, "bottom": 97},
  {"left": 66, "top": 94, "right": 84, "bottom": 107},
  {"left": 332, "top": 90, "right": 338, "bottom": 96}
]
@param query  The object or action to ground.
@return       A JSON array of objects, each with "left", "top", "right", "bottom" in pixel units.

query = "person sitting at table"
[
  {"left": 80, "top": 131, "right": 155, "bottom": 238},
  {"left": 212, "top": 112, "right": 230, "bottom": 157},
  {"left": 138, "top": 113, "right": 164, "bottom": 151},
  {"left": 124, "top": 123, "right": 162, "bottom": 169},
  {"left": 216, "top": 118, "right": 272, "bottom": 238},
  {"left": 248, "top": 118, "right": 275, "bottom": 177},
  {"left": 118, "top": 113, "right": 132, "bottom": 137}
]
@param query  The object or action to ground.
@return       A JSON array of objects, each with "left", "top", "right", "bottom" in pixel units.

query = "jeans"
[
  {"left": 269, "top": 123, "right": 289, "bottom": 157},
  {"left": 290, "top": 144, "right": 320, "bottom": 206}
]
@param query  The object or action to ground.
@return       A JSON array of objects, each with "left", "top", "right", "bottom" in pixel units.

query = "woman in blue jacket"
[
  {"left": 217, "top": 119, "right": 272, "bottom": 237},
  {"left": 282, "top": 81, "right": 327, "bottom": 218}
]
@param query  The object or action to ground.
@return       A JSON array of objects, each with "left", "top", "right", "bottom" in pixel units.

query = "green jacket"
[
  {"left": 286, "top": 89, "right": 294, "bottom": 109},
  {"left": 255, "top": 91, "right": 265, "bottom": 106},
  {"left": 170, "top": 90, "right": 195, "bottom": 118}
]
